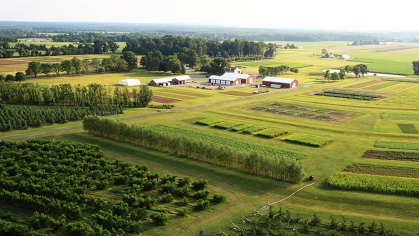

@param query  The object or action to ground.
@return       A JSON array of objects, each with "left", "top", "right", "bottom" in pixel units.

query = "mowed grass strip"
[
  {"left": 374, "top": 140, "right": 419, "bottom": 150},
  {"left": 196, "top": 117, "right": 225, "bottom": 126},
  {"left": 362, "top": 150, "right": 419, "bottom": 161},
  {"left": 221, "top": 91, "right": 255, "bottom": 96},
  {"left": 345, "top": 163, "right": 419, "bottom": 178},
  {"left": 255, "top": 129, "right": 289, "bottom": 138},
  {"left": 154, "top": 89, "right": 213, "bottom": 98},
  {"left": 381, "top": 113, "right": 419, "bottom": 121},
  {"left": 327, "top": 172, "right": 419, "bottom": 196},
  {"left": 363, "top": 81, "right": 398, "bottom": 90},
  {"left": 397, "top": 124, "right": 419, "bottom": 134},
  {"left": 285, "top": 133, "right": 333, "bottom": 147}
]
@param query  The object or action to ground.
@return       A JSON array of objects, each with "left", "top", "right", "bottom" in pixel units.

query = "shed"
[
  {"left": 262, "top": 77, "right": 298, "bottom": 88},
  {"left": 149, "top": 75, "right": 191, "bottom": 86},
  {"left": 118, "top": 78, "right": 141, "bottom": 86}
]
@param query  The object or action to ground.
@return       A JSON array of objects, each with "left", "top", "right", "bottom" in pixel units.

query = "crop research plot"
[{"left": 2, "top": 39, "right": 419, "bottom": 235}]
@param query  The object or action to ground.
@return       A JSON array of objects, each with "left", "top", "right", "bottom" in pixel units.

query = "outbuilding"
[
  {"left": 117, "top": 78, "right": 141, "bottom": 86},
  {"left": 149, "top": 75, "right": 191, "bottom": 86},
  {"left": 208, "top": 75, "right": 241, "bottom": 86},
  {"left": 262, "top": 77, "right": 298, "bottom": 88},
  {"left": 208, "top": 73, "right": 256, "bottom": 86}
]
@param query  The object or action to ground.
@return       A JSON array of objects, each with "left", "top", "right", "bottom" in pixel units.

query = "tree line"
[
  {"left": 83, "top": 117, "right": 305, "bottom": 183},
  {"left": 0, "top": 103, "right": 123, "bottom": 132},
  {"left": 258, "top": 65, "right": 299, "bottom": 77},
  {"left": 0, "top": 81, "right": 153, "bottom": 107},
  {"left": 323, "top": 64, "right": 369, "bottom": 80},
  {"left": 123, "top": 35, "right": 276, "bottom": 58},
  {"left": 0, "top": 39, "right": 119, "bottom": 58}
]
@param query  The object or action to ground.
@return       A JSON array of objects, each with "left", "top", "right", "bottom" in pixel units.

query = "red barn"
[{"left": 262, "top": 77, "right": 298, "bottom": 88}]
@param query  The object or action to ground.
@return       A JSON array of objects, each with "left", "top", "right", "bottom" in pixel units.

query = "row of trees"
[
  {"left": 123, "top": 35, "right": 276, "bottom": 59},
  {"left": 0, "top": 40, "right": 119, "bottom": 58},
  {"left": 0, "top": 104, "right": 123, "bottom": 132},
  {"left": 323, "top": 64, "right": 369, "bottom": 80},
  {"left": 0, "top": 82, "right": 153, "bottom": 107},
  {"left": 83, "top": 117, "right": 305, "bottom": 183},
  {"left": 22, "top": 52, "right": 138, "bottom": 79},
  {"left": 259, "top": 65, "right": 299, "bottom": 77}
]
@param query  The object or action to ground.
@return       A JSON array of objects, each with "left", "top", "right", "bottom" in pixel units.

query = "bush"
[
  {"left": 194, "top": 199, "right": 210, "bottom": 211},
  {"left": 192, "top": 179, "right": 208, "bottom": 190},
  {"left": 192, "top": 189, "right": 211, "bottom": 199},
  {"left": 212, "top": 193, "right": 226, "bottom": 203},
  {"left": 176, "top": 208, "right": 188, "bottom": 217},
  {"left": 176, "top": 196, "right": 190, "bottom": 206},
  {"left": 159, "top": 193, "right": 174, "bottom": 203},
  {"left": 150, "top": 212, "right": 168, "bottom": 226}
]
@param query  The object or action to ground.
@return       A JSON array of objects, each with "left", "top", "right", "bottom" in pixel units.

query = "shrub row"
[
  {"left": 374, "top": 140, "right": 419, "bottom": 150},
  {"left": 397, "top": 124, "right": 419, "bottom": 134},
  {"left": 196, "top": 117, "right": 225, "bottom": 126},
  {"left": 362, "top": 150, "right": 419, "bottom": 161},
  {"left": 285, "top": 133, "right": 333, "bottom": 147}
]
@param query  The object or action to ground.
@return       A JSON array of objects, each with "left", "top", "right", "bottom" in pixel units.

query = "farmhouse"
[
  {"left": 262, "top": 77, "right": 298, "bottom": 88},
  {"left": 225, "top": 67, "right": 242, "bottom": 74},
  {"left": 117, "top": 78, "right": 141, "bottom": 86},
  {"left": 208, "top": 73, "right": 256, "bottom": 86},
  {"left": 149, "top": 75, "right": 191, "bottom": 86}
]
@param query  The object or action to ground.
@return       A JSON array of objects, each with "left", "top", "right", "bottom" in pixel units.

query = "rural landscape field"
[{"left": 1, "top": 25, "right": 419, "bottom": 236}]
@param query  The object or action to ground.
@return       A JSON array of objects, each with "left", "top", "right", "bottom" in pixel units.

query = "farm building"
[
  {"left": 208, "top": 73, "right": 256, "bottom": 86},
  {"left": 225, "top": 67, "right": 242, "bottom": 74},
  {"left": 262, "top": 77, "right": 298, "bottom": 88},
  {"left": 149, "top": 75, "right": 191, "bottom": 86},
  {"left": 117, "top": 78, "right": 141, "bottom": 86}
]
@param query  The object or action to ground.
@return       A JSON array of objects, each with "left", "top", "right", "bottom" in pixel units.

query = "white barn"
[{"left": 118, "top": 78, "right": 141, "bottom": 86}]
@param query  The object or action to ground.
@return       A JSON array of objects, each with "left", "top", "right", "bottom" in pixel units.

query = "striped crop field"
[
  {"left": 327, "top": 172, "right": 419, "bottom": 196},
  {"left": 154, "top": 88, "right": 213, "bottom": 98},
  {"left": 345, "top": 163, "right": 419, "bottom": 178},
  {"left": 284, "top": 133, "right": 333, "bottom": 147},
  {"left": 220, "top": 91, "right": 255, "bottom": 96},
  {"left": 255, "top": 129, "right": 289, "bottom": 138},
  {"left": 196, "top": 117, "right": 225, "bottom": 126},
  {"left": 381, "top": 113, "right": 419, "bottom": 120},
  {"left": 362, "top": 150, "right": 419, "bottom": 161},
  {"left": 374, "top": 140, "right": 419, "bottom": 150}
]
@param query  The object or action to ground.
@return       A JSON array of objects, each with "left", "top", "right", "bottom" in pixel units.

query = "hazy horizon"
[{"left": 2, "top": 0, "right": 418, "bottom": 32}]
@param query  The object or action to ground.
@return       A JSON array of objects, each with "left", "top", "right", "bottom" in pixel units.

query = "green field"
[{"left": 1, "top": 41, "right": 419, "bottom": 235}]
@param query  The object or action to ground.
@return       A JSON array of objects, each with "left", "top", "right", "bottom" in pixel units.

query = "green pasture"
[{"left": 1, "top": 41, "right": 419, "bottom": 235}]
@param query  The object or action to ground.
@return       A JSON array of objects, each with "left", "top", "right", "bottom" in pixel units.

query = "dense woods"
[
  {"left": 0, "top": 139, "right": 225, "bottom": 235},
  {"left": 83, "top": 116, "right": 306, "bottom": 183}
]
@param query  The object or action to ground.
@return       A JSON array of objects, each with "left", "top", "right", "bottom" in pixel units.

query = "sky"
[{"left": 1, "top": 0, "right": 417, "bottom": 32}]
